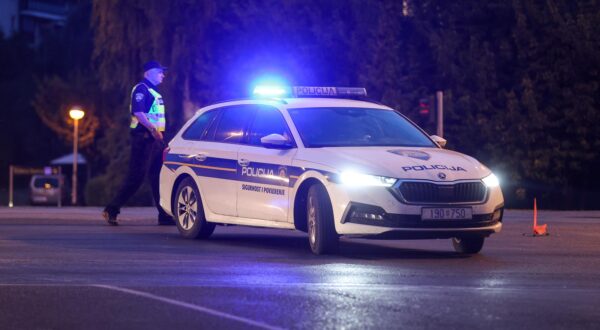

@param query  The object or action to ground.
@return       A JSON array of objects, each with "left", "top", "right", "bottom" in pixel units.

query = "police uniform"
[
  {"left": 129, "top": 80, "right": 166, "bottom": 134},
  {"left": 103, "top": 64, "right": 174, "bottom": 225}
]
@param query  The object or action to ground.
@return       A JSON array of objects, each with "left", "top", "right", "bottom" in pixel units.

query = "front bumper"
[
  {"left": 344, "top": 222, "right": 502, "bottom": 240},
  {"left": 341, "top": 202, "right": 503, "bottom": 228},
  {"left": 338, "top": 201, "right": 503, "bottom": 239},
  {"left": 326, "top": 182, "right": 504, "bottom": 237}
]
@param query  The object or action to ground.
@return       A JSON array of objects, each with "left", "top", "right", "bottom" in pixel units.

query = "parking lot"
[{"left": 0, "top": 207, "right": 599, "bottom": 329}]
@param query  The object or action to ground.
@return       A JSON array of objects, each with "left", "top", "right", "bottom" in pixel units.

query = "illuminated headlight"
[
  {"left": 482, "top": 173, "right": 500, "bottom": 188},
  {"left": 340, "top": 171, "right": 397, "bottom": 187}
]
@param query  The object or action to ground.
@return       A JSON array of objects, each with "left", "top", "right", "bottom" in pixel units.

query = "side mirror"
[
  {"left": 430, "top": 135, "right": 447, "bottom": 148},
  {"left": 260, "top": 133, "right": 293, "bottom": 149}
]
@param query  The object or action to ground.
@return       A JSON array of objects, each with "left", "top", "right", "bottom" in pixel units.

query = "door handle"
[
  {"left": 178, "top": 153, "right": 207, "bottom": 162},
  {"left": 238, "top": 159, "right": 250, "bottom": 167},
  {"left": 193, "top": 154, "right": 207, "bottom": 162}
]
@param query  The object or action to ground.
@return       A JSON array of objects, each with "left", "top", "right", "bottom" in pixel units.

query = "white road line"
[
  {"left": 1, "top": 282, "right": 597, "bottom": 293},
  {"left": 93, "top": 284, "right": 283, "bottom": 330}
]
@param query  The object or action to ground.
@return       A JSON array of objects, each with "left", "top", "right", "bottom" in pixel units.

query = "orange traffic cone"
[{"left": 532, "top": 198, "right": 548, "bottom": 236}]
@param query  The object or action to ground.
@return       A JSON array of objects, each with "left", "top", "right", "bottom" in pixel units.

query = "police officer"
[{"left": 102, "top": 60, "right": 174, "bottom": 226}]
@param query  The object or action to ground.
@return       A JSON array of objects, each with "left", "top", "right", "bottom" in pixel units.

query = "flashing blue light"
[{"left": 253, "top": 85, "right": 289, "bottom": 97}]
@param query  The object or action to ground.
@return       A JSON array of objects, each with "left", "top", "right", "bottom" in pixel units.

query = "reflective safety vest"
[{"left": 130, "top": 83, "right": 166, "bottom": 132}]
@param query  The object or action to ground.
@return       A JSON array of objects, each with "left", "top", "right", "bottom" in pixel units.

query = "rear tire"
[
  {"left": 174, "top": 177, "right": 215, "bottom": 239},
  {"left": 306, "top": 184, "right": 339, "bottom": 255},
  {"left": 452, "top": 236, "right": 485, "bottom": 254}
]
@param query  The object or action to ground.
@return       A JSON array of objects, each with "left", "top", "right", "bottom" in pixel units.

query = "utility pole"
[
  {"left": 8, "top": 165, "right": 13, "bottom": 207},
  {"left": 69, "top": 108, "right": 85, "bottom": 205},
  {"left": 436, "top": 91, "right": 444, "bottom": 138}
]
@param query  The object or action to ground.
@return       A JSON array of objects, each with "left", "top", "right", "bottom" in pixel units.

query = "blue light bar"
[{"left": 252, "top": 85, "right": 368, "bottom": 98}]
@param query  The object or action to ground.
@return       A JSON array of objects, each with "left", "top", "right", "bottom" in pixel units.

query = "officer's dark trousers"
[{"left": 105, "top": 131, "right": 168, "bottom": 218}]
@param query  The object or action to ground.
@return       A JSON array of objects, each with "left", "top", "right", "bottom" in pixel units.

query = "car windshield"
[
  {"left": 287, "top": 107, "right": 436, "bottom": 148},
  {"left": 33, "top": 177, "right": 59, "bottom": 188}
]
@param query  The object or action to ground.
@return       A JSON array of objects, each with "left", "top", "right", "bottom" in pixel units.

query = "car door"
[
  {"left": 176, "top": 105, "right": 256, "bottom": 217},
  {"left": 237, "top": 105, "right": 297, "bottom": 221}
]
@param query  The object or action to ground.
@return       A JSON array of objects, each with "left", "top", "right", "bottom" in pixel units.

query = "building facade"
[{"left": 0, "top": 0, "right": 73, "bottom": 46}]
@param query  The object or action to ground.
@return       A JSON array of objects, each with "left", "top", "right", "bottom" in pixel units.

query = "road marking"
[
  {"left": 93, "top": 284, "right": 283, "bottom": 330},
  {"left": 0, "top": 283, "right": 596, "bottom": 292}
]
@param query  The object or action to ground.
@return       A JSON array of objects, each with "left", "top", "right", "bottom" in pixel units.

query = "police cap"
[{"left": 143, "top": 60, "right": 167, "bottom": 72}]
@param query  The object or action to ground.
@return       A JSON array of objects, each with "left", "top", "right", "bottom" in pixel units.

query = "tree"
[
  {"left": 87, "top": 0, "right": 600, "bottom": 208},
  {"left": 32, "top": 74, "right": 100, "bottom": 149},
  {"left": 505, "top": 0, "right": 600, "bottom": 207},
  {"left": 0, "top": 34, "right": 67, "bottom": 187},
  {"left": 92, "top": 0, "right": 216, "bottom": 129},
  {"left": 88, "top": 0, "right": 216, "bottom": 204},
  {"left": 90, "top": 0, "right": 360, "bottom": 202},
  {"left": 404, "top": 0, "right": 600, "bottom": 208}
]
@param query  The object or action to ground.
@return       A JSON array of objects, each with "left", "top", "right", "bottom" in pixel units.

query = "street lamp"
[{"left": 69, "top": 108, "right": 84, "bottom": 205}]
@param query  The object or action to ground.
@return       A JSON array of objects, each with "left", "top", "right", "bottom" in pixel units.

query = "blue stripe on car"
[{"left": 164, "top": 153, "right": 332, "bottom": 188}]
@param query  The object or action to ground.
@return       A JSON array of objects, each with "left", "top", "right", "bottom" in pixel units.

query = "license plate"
[
  {"left": 421, "top": 207, "right": 472, "bottom": 220},
  {"left": 33, "top": 196, "right": 48, "bottom": 202}
]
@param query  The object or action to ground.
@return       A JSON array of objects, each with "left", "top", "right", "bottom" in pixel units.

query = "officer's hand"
[{"left": 151, "top": 128, "right": 163, "bottom": 141}]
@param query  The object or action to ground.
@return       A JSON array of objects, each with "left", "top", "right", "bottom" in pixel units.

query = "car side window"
[
  {"left": 211, "top": 105, "right": 256, "bottom": 144},
  {"left": 181, "top": 110, "right": 218, "bottom": 140},
  {"left": 247, "top": 107, "right": 293, "bottom": 147}
]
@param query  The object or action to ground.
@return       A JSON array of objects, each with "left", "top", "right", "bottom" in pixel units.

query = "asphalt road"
[{"left": 0, "top": 207, "right": 599, "bottom": 329}]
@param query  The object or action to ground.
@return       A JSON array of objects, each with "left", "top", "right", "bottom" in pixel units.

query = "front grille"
[{"left": 397, "top": 181, "right": 487, "bottom": 204}]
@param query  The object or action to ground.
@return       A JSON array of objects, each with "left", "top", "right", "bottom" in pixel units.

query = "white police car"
[{"left": 159, "top": 86, "right": 503, "bottom": 255}]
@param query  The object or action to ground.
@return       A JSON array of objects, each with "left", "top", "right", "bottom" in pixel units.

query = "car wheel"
[
  {"left": 307, "top": 184, "right": 339, "bottom": 255},
  {"left": 452, "top": 236, "right": 485, "bottom": 254},
  {"left": 174, "top": 177, "right": 215, "bottom": 239}
]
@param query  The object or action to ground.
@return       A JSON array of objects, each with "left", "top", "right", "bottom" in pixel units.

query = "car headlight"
[
  {"left": 482, "top": 173, "right": 500, "bottom": 188},
  {"left": 340, "top": 171, "right": 397, "bottom": 187}
]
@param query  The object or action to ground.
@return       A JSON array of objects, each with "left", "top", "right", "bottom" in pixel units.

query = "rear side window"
[
  {"left": 211, "top": 105, "right": 257, "bottom": 144},
  {"left": 182, "top": 110, "right": 217, "bottom": 140}
]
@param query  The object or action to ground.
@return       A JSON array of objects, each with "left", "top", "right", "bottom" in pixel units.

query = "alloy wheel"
[
  {"left": 177, "top": 186, "right": 198, "bottom": 230},
  {"left": 308, "top": 194, "right": 317, "bottom": 246}
]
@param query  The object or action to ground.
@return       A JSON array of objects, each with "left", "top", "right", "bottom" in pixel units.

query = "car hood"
[{"left": 294, "top": 147, "right": 491, "bottom": 181}]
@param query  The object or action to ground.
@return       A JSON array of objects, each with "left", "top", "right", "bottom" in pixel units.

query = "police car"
[{"left": 159, "top": 86, "right": 503, "bottom": 255}]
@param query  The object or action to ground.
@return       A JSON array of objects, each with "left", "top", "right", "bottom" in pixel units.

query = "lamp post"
[{"left": 69, "top": 108, "right": 85, "bottom": 205}]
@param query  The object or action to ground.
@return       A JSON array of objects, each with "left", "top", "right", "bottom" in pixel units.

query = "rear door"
[{"left": 173, "top": 105, "right": 256, "bottom": 217}]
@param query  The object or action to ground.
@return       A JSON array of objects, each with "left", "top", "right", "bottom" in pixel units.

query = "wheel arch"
[
  {"left": 293, "top": 177, "right": 325, "bottom": 232},
  {"left": 171, "top": 173, "right": 194, "bottom": 214}
]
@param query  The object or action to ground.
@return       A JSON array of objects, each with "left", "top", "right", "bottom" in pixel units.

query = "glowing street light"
[
  {"left": 69, "top": 108, "right": 84, "bottom": 205},
  {"left": 69, "top": 109, "right": 84, "bottom": 120}
]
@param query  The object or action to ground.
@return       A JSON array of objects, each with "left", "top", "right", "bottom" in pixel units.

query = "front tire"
[
  {"left": 174, "top": 177, "right": 215, "bottom": 239},
  {"left": 307, "top": 184, "right": 339, "bottom": 255},
  {"left": 452, "top": 236, "right": 485, "bottom": 254}
]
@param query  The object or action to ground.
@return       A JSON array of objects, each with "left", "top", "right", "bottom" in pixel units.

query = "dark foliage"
[{"left": 3, "top": 0, "right": 598, "bottom": 209}]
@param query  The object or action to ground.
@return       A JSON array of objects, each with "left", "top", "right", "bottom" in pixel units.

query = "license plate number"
[{"left": 421, "top": 207, "right": 472, "bottom": 220}]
